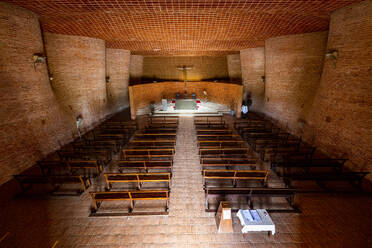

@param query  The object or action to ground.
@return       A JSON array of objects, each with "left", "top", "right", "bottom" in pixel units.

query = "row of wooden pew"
[
  {"left": 235, "top": 113, "right": 369, "bottom": 191},
  {"left": 14, "top": 120, "right": 137, "bottom": 196},
  {"left": 88, "top": 116, "right": 179, "bottom": 215},
  {"left": 195, "top": 116, "right": 298, "bottom": 212}
]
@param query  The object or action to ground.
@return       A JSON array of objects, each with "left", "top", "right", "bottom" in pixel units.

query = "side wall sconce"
[
  {"left": 325, "top": 50, "right": 338, "bottom": 60},
  {"left": 33, "top": 53, "right": 46, "bottom": 71},
  {"left": 260, "top": 76, "right": 266, "bottom": 83},
  {"left": 76, "top": 115, "right": 83, "bottom": 138},
  {"left": 106, "top": 76, "right": 110, "bottom": 83}
]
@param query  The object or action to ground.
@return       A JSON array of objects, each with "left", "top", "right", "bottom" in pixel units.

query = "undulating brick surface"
[
  {"left": 264, "top": 32, "right": 328, "bottom": 135},
  {"left": 303, "top": 1, "right": 372, "bottom": 181},
  {"left": 129, "top": 55, "right": 143, "bottom": 84},
  {"left": 106, "top": 48, "right": 131, "bottom": 113},
  {"left": 129, "top": 82, "right": 243, "bottom": 119},
  {"left": 142, "top": 56, "right": 229, "bottom": 82},
  {"left": 0, "top": 3, "right": 133, "bottom": 186},
  {"left": 44, "top": 32, "right": 108, "bottom": 129},
  {"left": 240, "top": 48, "right": 266, "bottom": 111},
  {"left": 3, "top": 0, "right": 363, "bottom": 55},
  {"left": 227, "top": 54, "right": 242, "bottom": 83},
  {"left": 0, "top": 2, "right": 75, "bottom": 185}
]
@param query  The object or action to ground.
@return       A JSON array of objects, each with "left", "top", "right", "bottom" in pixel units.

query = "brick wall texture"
[
  {"left": 0, "top": 3, "right": 131, "bottom": 185},
  {"left": 142, "top": 56, "right": 229, "bottom": 82},
  {"left": 240, "top": 47, "right": 266, "bottom": 111},
  {"left": 106, "top": 48, "right": 131, "bottom": 113},
  {"left": 264, "top": 31, "right": 328, "bottom": 135},
  {"left": 129, "top": 55, "right": 143, "bottom": 84},
  {"left": 0, "top": 3, "right": 74, "bottom": 185},
  {"left": 259, "top": 0, "right": 371, "bottom": 181},
  {"left": 304, "top": 1, "right": 372, "bottom": 178},
  {"left": 226, "top": 54, "right": 242, "bottom": 83},
  {"left": 44, "top": 32, "right": 107, "bottom": 128}
]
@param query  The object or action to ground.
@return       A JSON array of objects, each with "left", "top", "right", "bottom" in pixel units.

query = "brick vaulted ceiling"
[{"left": 6, "top": 0, "right": 362, "bottom": 56}]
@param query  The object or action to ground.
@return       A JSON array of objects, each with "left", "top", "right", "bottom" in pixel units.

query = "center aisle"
[{"left": 168, "top": 117, "right": 246, "bottom": 247}]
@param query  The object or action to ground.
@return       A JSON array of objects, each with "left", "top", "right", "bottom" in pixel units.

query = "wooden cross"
[{"left": 177, "top": 65, "right": 193, "bottom": 92}]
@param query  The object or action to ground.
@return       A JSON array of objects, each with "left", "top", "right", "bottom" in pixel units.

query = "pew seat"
[
  {"left": 283, "top": 171, "right": 369, "bottom": 189},
  {"left": 201, "top": 158, "right": 257, "bottom": 169},
  {"left": 122, "top": 148, "right": 175, "bottom": 160},
  {"left": 118, "top": 160, "right": 173, "bottom": 173},
  {"left": 89, "top": 190, "right": 170, "bottom": 214},
  {"left": 13, "top": 174, "right": 91, "bottom": 195},
  {"left": 203, "top": 169, "right": 269, "bottom": 187},
  {"left": 204, "top": 187, "right": 298, "bottom": 212},
  {"left": 104, "top": 172, "right": 171, "bottom": 190}
]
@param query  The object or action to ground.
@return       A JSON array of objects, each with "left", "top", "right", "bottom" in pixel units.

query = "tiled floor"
[{"left": 0, "top": 117, "right": 372, "bottom": 248}]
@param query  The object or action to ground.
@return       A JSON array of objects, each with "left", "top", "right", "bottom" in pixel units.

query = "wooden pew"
[
  {"left": 89, "top": 190, "right": 170, "bottom": 214},
  {"left": 140, "top": 129, "right": 177, "bottom": 134},
  {"left": 67, "top": 160, "right": 103, "bottom": 175},
  {"left": 201, "top": 158, "right": 257, "bottom": 169},
  {"left": 150, "top": 116, "right": 179, "bottom": 124},
  {"left": 13, "top": 174, "right": 91, "bottom": 195},
  {"left": 195, "top": 123, "right": 228, "bottom": 129},
  {"left": 203, "top": 169, "right": 269, "bottom": 187},
  {"left": 75, "top": 138, "right": 118, "bottom": 148},
  {"left": 197, "top": 134, "right": 241, "bottom": 141},
  {"left": 198, "top": 140, "right": 246, "bottom": 149},
  {"left": 127, "top": 140, "right": 176, "bottom": 148},
  {"left": 272, "top": 146, "right": 316, "bottom": 164},
  {"left": 283, "top": 171, "right": 369, "bottom": 189},
  {"left": 204, "top": 187, "right": 298, "bottom": 212},
  {"left": 194, "top": 116, "right": 224, "bottom": 125},
  {"left": 134, "top": 133, "right": 176, "bottom": 140},
  {"left": 118, "top": 160, "right": 173, "bottom": 173},
  {"left": 197, "top": 129, "right": 234, "bottom": 135},
  {"left": 100, "top": 121, "right": 137, "bottom": 130},
  {"left": 199, "top": 148, "right": 250, "bottom": 158},
  {"left": 37, "top": 160, "right": 69, "bottom": 176},
  {"left": 272, "top": 158, "right": 347, "bottom": 175},
  {"left": 260, "top": 143, "right": 300, "bottom": 162},
  {"left": 104, "top": 172, "right": 171, "bottom": 190},
  {"left": 122, "top": 148, "right": 175, "bottom": 160},
  {"left": 147, "top": 123, "right": 178, "bottom": 128},
  {"left": 57, "top": 149, "right": 111, "bottom": 165}
]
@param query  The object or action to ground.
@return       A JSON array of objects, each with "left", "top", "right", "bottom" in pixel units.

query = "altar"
[{"left": 174, "top": 99, "right": 197, "bottom": 110}]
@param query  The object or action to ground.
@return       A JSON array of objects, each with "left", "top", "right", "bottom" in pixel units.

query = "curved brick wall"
[
  {"left": 0, "top": 3, "right": 75, "bottom": 185},
  {"left": 44, "top": 32, "right": 107, "bottom": 129},
  {"left": 129, "top": 82, "right": 243, "bottom": 119}
]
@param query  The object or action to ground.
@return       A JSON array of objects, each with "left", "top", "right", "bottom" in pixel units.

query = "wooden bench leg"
[
  {"left": 166, "top": 199, "right": 169, "bottom": 212},
  {"left": 91, "top": 201, "right": 101, "bottom": 213},
  {"left": 129, "top": 200, "right": 135, "bottom": 213}
]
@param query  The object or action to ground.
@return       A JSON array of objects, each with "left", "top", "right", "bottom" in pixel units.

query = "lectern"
[{"left": 215, "top": 201, "right": 233, "bottom": 233}]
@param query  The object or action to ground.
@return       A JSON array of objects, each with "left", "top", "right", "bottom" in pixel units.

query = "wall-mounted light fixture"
[
  {"left": 260, "top": 76, "right": 266, "bottom": 84},
  {"left": 106, "top": 76, "right": 110, "bottom": 83},
  {"left": 76, "top": 115, "right": 83, "bottom": 138},
  {"left": 325, "top": 50, "right": 338, "bottom": 60},
  {"left": 33, "top": 53, "right": 46, "bottom": 71}
]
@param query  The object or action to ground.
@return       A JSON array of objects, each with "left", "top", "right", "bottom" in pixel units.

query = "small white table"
[{"left": 237, "top": 209, "right": 275, "bottom": 235}]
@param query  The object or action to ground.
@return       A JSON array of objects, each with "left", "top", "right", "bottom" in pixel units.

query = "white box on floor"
[{"left": 237, "top": 209, "right": 275, "bottom": 235}]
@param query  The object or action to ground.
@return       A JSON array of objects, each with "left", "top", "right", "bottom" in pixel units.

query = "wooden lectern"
[{"left": 215, "top": 201, "right": 233, "bottom": 233}]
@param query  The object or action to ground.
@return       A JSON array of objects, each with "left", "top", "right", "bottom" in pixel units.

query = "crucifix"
[{"left": 176, "top": 65, "right": 193, "bottom": 93}]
